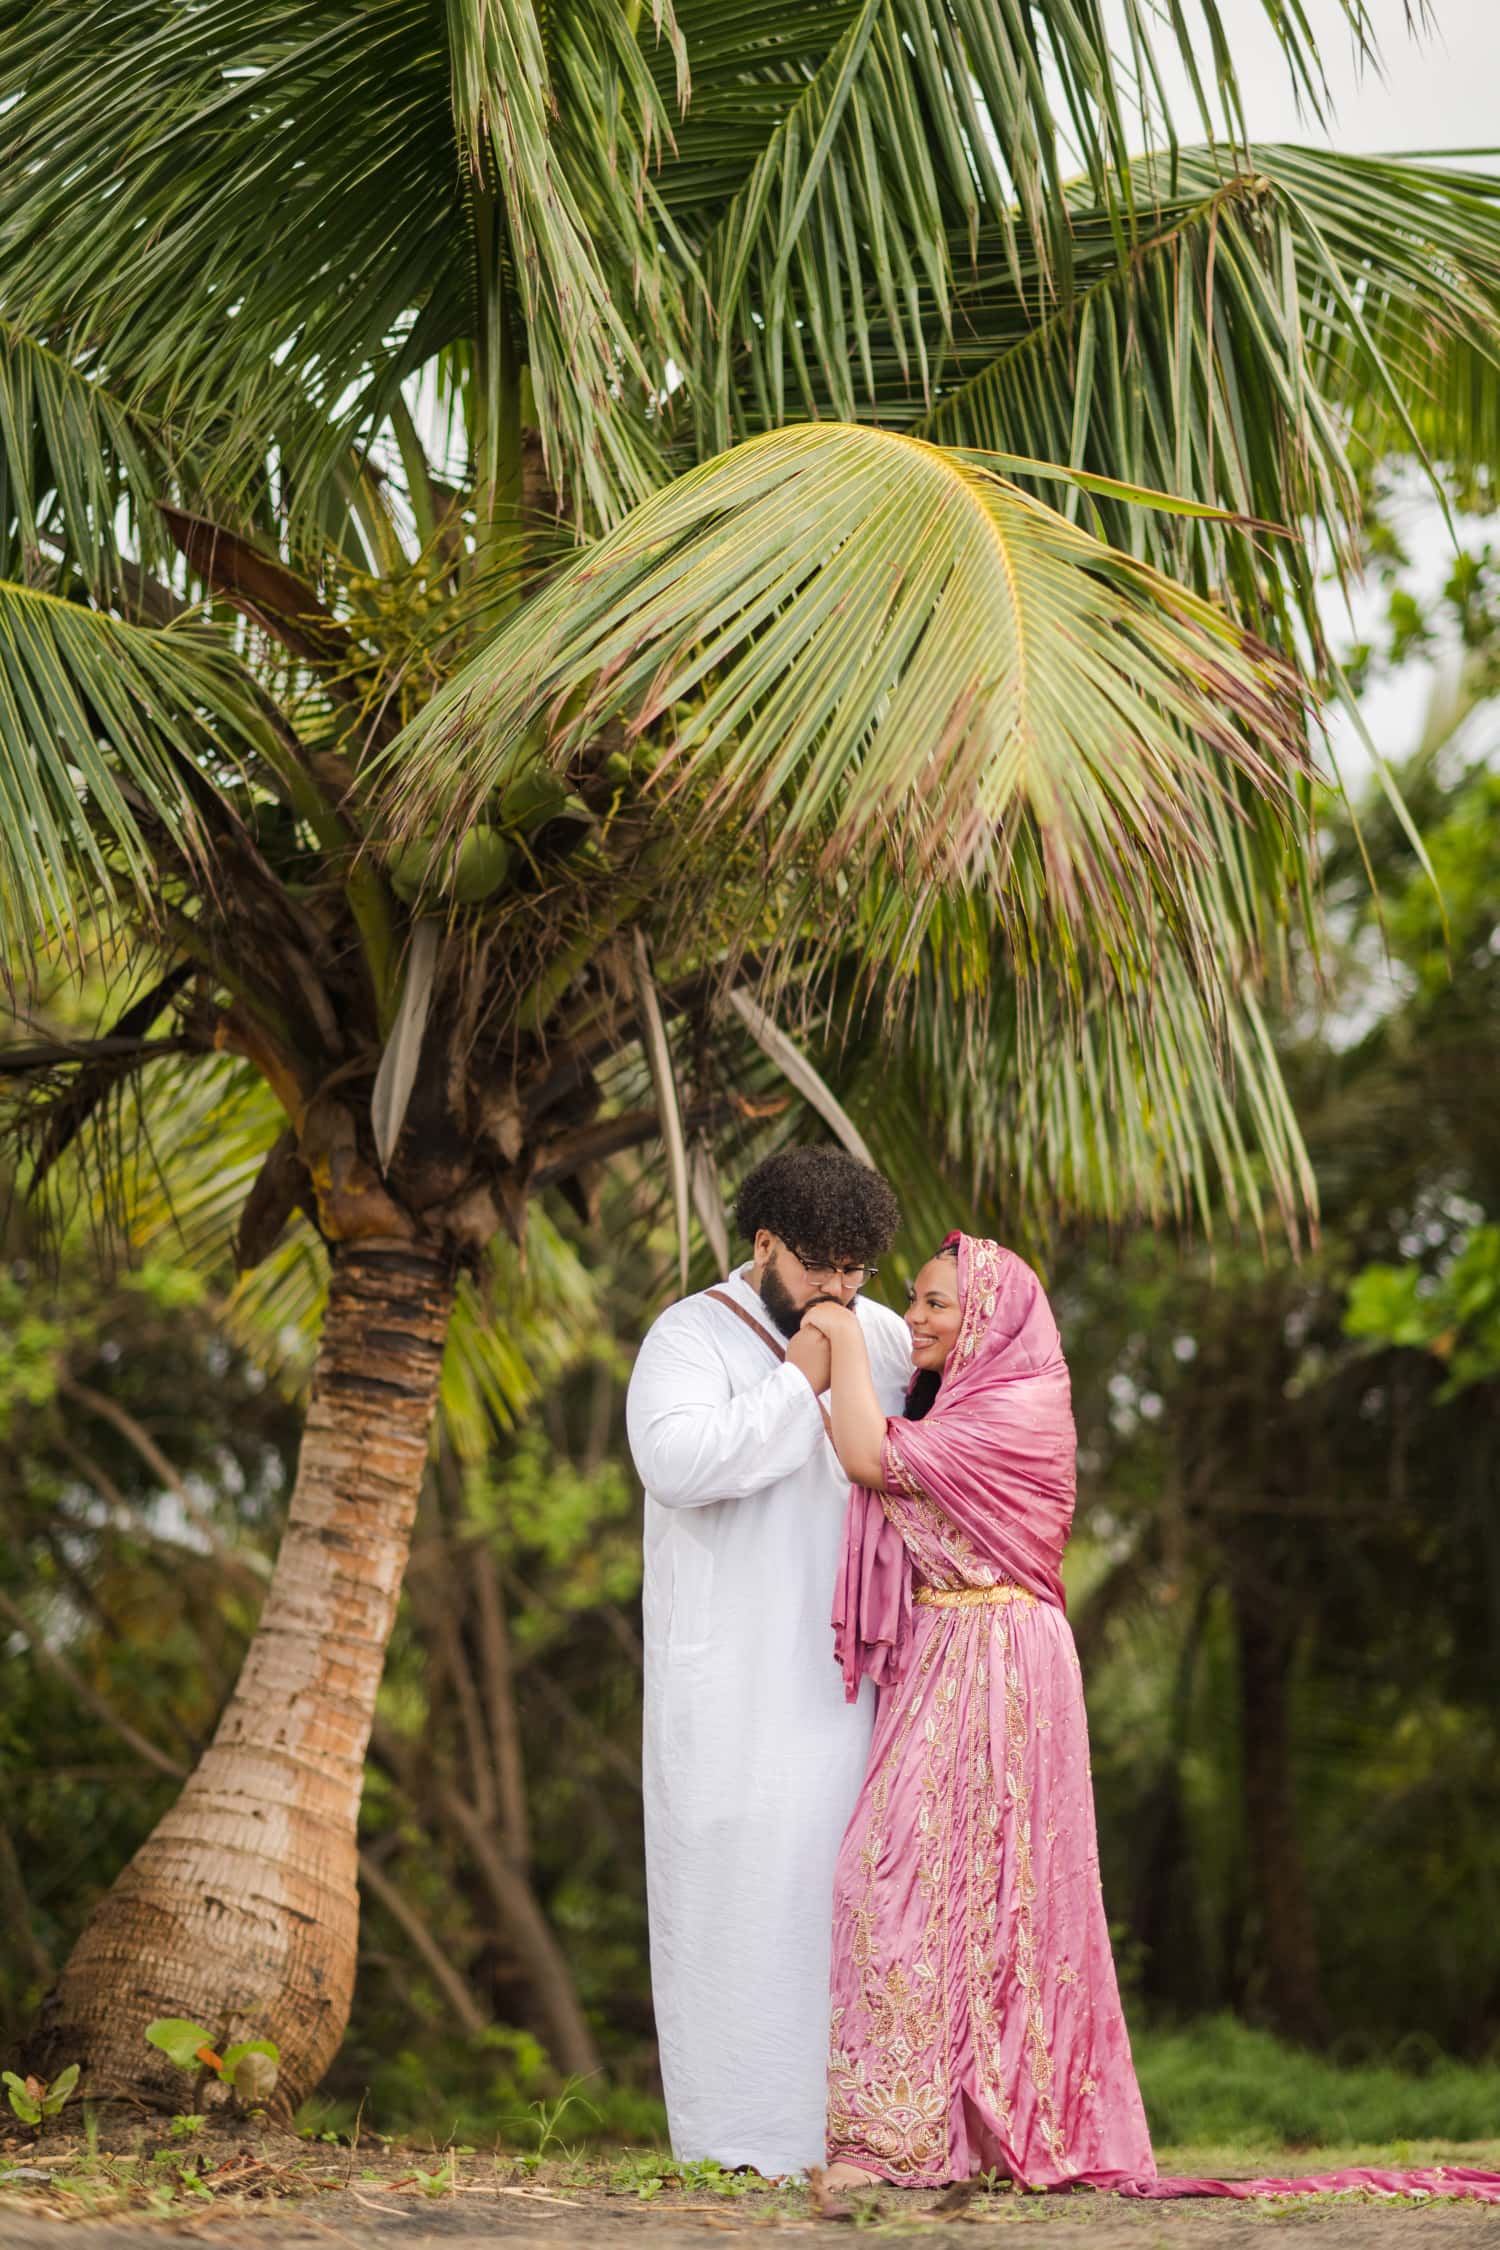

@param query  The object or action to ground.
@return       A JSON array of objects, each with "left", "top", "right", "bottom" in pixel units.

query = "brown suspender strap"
[
  {"left": 704, "top": 1288, "right": 784, "bottom": 1358},
  {"left": 703, "top": 1288, "right": 836, "bottom": 1445}
]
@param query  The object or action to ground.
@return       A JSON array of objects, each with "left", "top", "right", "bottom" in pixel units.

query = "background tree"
[
  {"left": 4, "top": 0, "right": 1500, "bottom": 2107},
  {"left": 1067, "top": 522, "right": 1500, "bottom": 2056}
]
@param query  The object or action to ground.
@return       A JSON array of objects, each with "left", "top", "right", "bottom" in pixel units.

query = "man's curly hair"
[{"left": 733, "top": 1147, "right": 901, "bottom": 1266}]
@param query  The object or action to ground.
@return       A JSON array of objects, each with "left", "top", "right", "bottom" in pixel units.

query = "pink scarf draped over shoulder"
[{"left": 833, "top": 1233, "right": 1077, "bottom": 1702}]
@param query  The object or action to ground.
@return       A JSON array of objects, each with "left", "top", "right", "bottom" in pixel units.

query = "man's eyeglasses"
[{"left": 781, "top": 1241, "right": 877, "bottom": 1287}]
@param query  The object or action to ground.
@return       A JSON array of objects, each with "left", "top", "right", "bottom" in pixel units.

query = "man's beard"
[{"left": 759, "top": 1255, "right": 806, "bottom": 1339}]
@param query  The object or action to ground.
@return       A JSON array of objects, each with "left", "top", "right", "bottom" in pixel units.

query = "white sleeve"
[{"left": 626, "top": 1305, "right": 827, "bottom": 1509}]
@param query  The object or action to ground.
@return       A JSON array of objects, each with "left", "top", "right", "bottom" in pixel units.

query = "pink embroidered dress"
[
  {"left": 826, "top": 1233, "right": 1151, "bottom": 2189},
  {"left": 825, "top": 1235, "right": 1500, "bottom": 2208}
]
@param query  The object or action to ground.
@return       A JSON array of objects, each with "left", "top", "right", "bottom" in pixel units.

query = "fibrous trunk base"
[{"left": 30, "top": 1239, "right": 455, "bottom": 2106}]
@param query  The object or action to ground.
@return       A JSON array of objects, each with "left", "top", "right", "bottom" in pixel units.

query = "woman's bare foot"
[{"left": 822, "top": 2160, "right": 880, "bottom": 2191}]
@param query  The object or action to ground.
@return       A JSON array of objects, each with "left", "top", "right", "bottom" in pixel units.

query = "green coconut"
[
  {"left": 386, "top": 824, "right": 512, "bottom": 906},
  {"left": 498, "top": 767, "right": 572, "bottom": 834}
]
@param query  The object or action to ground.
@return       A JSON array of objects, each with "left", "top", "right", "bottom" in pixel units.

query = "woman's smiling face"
[{"left": 905, "top": 1254, "right": 962, "bottom": 1376}]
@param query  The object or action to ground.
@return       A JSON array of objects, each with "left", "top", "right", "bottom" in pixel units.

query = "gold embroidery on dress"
[
  {"left": 915, "top": 1584, "right": 1035, "bottom": 1609},
  {"left": 828, "top": 1623, "right": 954, "bottom": 2177},
  {"left": 966, "top": 1627, "right": 1011, "bottom": 2131},
  {"left": 956, "top": 1238, "right": 1003, "bottom": 1364},
  {"left": 883, "top": 1435, "right": 996, "bottom": 1586},
  {"left": 1002, "top": 1637, "right": 1068, "bottom": 2167}
]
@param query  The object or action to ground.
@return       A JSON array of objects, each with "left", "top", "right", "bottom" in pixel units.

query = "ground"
[{"left": 5, "top": 2123, "right": 1500, "bottom": 2246}]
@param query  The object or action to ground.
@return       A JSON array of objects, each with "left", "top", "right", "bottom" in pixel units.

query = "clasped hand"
[
  {"left": 786, "top": 1296, "right": 859, "bottom": 1396},
  {"left": 782, "top": 1297, "right": 852, "bottom": 1395}
]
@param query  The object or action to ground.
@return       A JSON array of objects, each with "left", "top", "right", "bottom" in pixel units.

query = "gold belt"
[{"left": 913, "top": 1583, "right": 1035, "bottom": 1608}]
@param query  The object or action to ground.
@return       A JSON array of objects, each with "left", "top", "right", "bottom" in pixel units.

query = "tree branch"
[
  {"left": 355, "top": 1849, "right": 491, "bottom": 2040},
  {"left": 529, "top": 1097, "right": 734, "bottom": 1187},
  {"left": 161, "top": 508, "right": 400, "bottom": 751},
  {"left": 369, "top": 1720, "right": 600, "bottom": 2080},
  {"left": 0, "top": 1035, "right": 190, "bottom": 1074},
  {"left": 0, "top": 1588, "right": 186, "bottom": 1782},
  {"left": 55, "top": 1380, "right": 268, "bottom": 1589}
]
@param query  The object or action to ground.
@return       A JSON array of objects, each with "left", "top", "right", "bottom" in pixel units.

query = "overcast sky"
[
  {"left": 1122, "top": 0, "right": 1497, "bottom": 155},
  {"left": 1123, "top": 2, "right": 1500, "bottom": 780}
]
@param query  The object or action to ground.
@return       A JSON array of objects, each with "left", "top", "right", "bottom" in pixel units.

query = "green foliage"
[
  {"left": 1136, "top": 2019, "right": 1500, "bottom": 2149},
  {"left": 2, "top": 0, "right": 1499, "bottom": 2112},
  {"left": 299, "top": 2032, "right": 661, "bottom": 2150},
  {"left": 611, "top": 2151, "right": 755, "bottom": 2199},
  {"left": 2, "top": 2062, "right": 78, "bottom": 2124},
  {"left": 469, "top": 1424, "right": 637, "bottom": 1598},
  {"left": 1346, "top": 1229, "right": 1500, "bottom": 1396},
  {"left": 1065, "top": 511, "right": 1500, "bottom": 2055},
  {"left": 0, "top": 1275, "right": 65, "bottom": 1435}
]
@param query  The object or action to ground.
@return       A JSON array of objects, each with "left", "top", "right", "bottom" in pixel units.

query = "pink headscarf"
[{"left": 832, "top": 1232, "right": 1077, "bottom": 1701}]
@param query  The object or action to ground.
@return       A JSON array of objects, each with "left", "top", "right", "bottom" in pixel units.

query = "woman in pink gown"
[
  {"left": 802, "top": 1233, "right": 1152, "bottom": 2192},
  {"left": 802, "top": 1235, "right": 1500, "bottom": 2206}
]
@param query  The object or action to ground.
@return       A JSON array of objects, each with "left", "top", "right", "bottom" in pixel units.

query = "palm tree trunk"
[{"left": 29, "top": 1239, "right": 455, "bottom": 2108}]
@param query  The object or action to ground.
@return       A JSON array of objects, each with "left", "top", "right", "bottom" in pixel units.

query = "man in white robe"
[{"left": 627, "top": 1148, "right": 913, "bottom": 2178}]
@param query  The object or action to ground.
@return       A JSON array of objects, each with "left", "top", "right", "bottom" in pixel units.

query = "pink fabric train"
[{"left": 825, "top": 1233, "right": 1500, "bottom": 2204}]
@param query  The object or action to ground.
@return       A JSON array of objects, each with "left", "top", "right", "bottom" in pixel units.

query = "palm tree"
[{"left": 4, "top": 0, "right": 1499, "bottom": 2106}]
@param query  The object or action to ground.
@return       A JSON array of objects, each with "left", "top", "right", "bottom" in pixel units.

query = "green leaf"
[
  {"left": 2, "top": 2069, "right": 41, "bottom": 2126},
  {"left": 444, "top": 0, "right": 685, "bottom": 525},
  {"left": 0, "top": 327, "right": 171, "bottom": 598},
  {"left": 0, "top": 1, "right": 468, "bottom": 522},
  {"left": 673, "top": 0, "right": 1395, "bottom": 451},
  {"left": 41, "top": 2063, "right": 80, "bottom": 2115},
  {"left": 144, "top": 2017, "right": 215, "bottom": 2072}
]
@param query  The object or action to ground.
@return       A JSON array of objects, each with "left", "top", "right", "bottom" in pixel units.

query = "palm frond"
[
  {"left": 381, "top": 422, "right": 1309, "bottom": 995},
  {"left": 726, "top": 985, "right": 875, "bottom": 1167},
  {"left": 220, "top": 1214, "right": 604, "bottom": 1458},
  {"left": 443, "top": 0, "right": 682, "bottom": 526},
  {"left": 0, "top": 327, "right": 172, "bottom": 599},
  {"left": 0, "top": 1, "right": 465, "bottom": 519},
  {"left": 886, "top": 931, "right": 1315, "bottom": 1245},
  {"left": 631, "top": 930, "right": 692, "bottom": 1295},
  {"left": 850, "top": 149, "right": 1500, "bottom": 656},
  {"left": 673, "top": 0, "right": 1403, "bottom": 450},
  {"left": 25, "top": 1040, "right": 600, "bottom": 1448},
  {"left": 1248, "top": 147, "right": 1500, "bottom": 493},
  {"left": 914, "top": 174, "right": 1346, "bottom": 637},
  {"left": 0, "top": 587, "right": 259, "bottom": 971}
]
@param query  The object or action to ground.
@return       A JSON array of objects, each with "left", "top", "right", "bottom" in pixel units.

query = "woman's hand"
[
  {"left": 800, "top": 1298, "right": 888, "bottom": 1487},
  {"left": 786, "top": 1323, "right": 832, "bottom": 1396}
]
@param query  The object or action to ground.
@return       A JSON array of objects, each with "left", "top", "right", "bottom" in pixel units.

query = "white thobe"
[{"left": 627, "top": 1265, "right": 913, "bottom": 2177}]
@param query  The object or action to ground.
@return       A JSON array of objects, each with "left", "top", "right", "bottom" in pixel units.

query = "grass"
[
  {"left": 5, "top": 2134, "right": 1500, "bottom": 2230},
  {"left": 5, "top": 2023, "right": 1500, "bottom": 2228},
  {"left": 1134, "top": 2017, "right": 1500, "bottom": 2149}
]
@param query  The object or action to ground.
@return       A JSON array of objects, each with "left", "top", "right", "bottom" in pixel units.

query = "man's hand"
[
  {"left": 787, "top": 1323, "right": 832, "bottom": 1396},
  {"left": 799, "top": 1298, "right": 860, "bottom": 1342}
]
